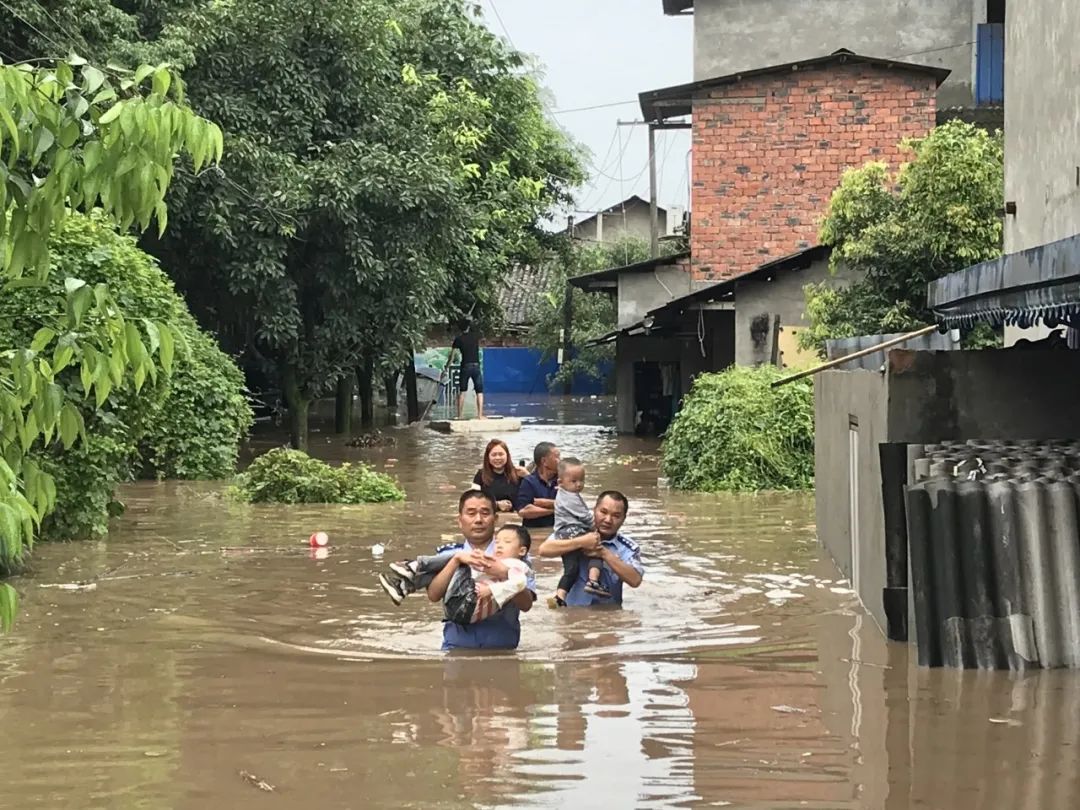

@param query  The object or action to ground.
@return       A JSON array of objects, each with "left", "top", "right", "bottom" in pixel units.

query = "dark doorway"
[{"left": 633, "top": 361, "right": 680, "bottom": 436}]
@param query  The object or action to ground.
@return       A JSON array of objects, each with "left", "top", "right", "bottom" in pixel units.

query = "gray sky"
[{"left": 478, "top": 0, "right": 693, "bottom": 223}]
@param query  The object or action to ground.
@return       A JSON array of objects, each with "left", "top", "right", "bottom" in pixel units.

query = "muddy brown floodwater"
[{"left": 2, "top": 395, "right": 1079, "bottom": 809}]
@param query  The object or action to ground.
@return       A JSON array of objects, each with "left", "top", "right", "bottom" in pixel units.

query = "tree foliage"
[
  {"left": 12, "top": 1, "right": 584, "bottom": 447},
  {"left": 528, "top": 236, "right": 675, "bottom": 387},
  {"left": 231, "top": 448, "right": 404, "bottom": 504},
  {"left": 800, "top": 121, "right": 1004, "bottom": 356},
  {"left": 0, "top": 54, "right": 222, "bottom": 627},
  {"left": 661, "top": 366, "right": 815, "bottom": 493},
  {"left": 2, "top": 214, "right": 252, "bottom": 540}
]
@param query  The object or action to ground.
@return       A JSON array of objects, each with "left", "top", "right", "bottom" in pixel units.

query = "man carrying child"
[
  {"left": 547, "top": 457, "right": 610, "bottom": 608},
  {"left": 537, "top": 490, "right": 642, "bottom": 607},
  {"left": 378, "top": 490, "right": 536, "bottom": 650}
]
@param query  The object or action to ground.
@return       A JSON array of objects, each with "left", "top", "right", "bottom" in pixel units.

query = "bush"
[
  {"left": 0, "top": 213, "right": 253, "bottom": 541},
  {"left": 231, "top": 448, "right": 405, "bottom": 504},
  {"left": 661, "top": 366, "right": 814, "bottom": 492}
]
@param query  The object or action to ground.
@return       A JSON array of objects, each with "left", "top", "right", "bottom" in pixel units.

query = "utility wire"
[
  {"left": 0, "top": 0, "right": 69, "bottom": 56},
  {"left": 25, "top": 0, "right": 87, "bottom": 53}
]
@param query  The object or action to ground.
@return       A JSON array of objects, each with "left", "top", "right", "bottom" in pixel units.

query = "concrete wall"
[
  {"left": 1002, "top": 2, "right": 1080, "bottom": 255},
  {"left": 616, "top": 262, "right": 694, "bottom": 328},
  {"left": 733, "top": 257, "right": 855, "bottom": 365},
  {"left": 692, "top": 0, "right": 978, "bottom": 108},
  {"left": 574, "top": 203, "right": 664, "bottom": 244},
  {"left": 814, "top": 368, "right": 891, "bottom": 633},
  {"left": 690, "top": 63, "right": 937, "bottom": 281},
  {"left": 886, "top": 348, "right": 1080, "bottom": 442}
]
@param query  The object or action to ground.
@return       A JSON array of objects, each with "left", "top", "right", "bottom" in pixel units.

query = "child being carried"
[
  {"left": 379, "top": 525, "right": 532, "bottom": 626},
  {"left": 547, "top": 457, "right": 610, "bottom": 608}
]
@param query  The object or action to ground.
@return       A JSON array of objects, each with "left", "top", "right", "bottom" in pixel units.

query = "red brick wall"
[{"left": 691, "top": 64, "right": 937, "bottom": 281}]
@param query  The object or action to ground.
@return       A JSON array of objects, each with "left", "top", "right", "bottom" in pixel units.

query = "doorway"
[{"left": 633, "top": 361, "right": 680, "bottom": 436}]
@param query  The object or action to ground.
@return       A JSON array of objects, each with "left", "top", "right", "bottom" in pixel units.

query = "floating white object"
[
  {"left": 371, "top": 543, "right": 386, "bottom": 558},
  {"left": 427, "top": 417, "right": 521, "bottom": 434},
  {"left": 771, "top": 704, "right": 807, "bottom": 714}
]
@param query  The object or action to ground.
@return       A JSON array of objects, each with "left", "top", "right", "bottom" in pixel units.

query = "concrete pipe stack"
[{"left": 905, "top": 440, "right": 1080, "bottom": 670}]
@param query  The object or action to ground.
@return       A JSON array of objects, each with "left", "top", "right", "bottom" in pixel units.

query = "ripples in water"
[{"left": 2, "top": 397, "right": 1078, "bottom": 808}]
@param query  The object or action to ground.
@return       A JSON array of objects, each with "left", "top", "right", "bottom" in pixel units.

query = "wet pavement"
[{"left": 2, "top": 395, "right": 1078, "bottom": 808}]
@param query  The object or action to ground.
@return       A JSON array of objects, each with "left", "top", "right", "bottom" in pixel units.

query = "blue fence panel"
[
  {"left": 976, "top": 23, "right": 1004, "bottom": 106},
  {"left": 414, "top": 346, "right": 610, "bottom": 395}
]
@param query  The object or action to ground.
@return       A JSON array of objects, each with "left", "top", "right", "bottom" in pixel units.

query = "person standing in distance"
[{"left": 449, "top": 320, "right": 484, "bottom": 419}]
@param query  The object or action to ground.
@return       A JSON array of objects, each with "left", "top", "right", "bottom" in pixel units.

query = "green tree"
[
  {"left": 800, "top": 121, "right": 1004, "bottom": 356},
  {"left": 528, "top": 236, "right": 679, "bottom": 387},
  {"left": 1, "top": 214, "right": 253, "bottom": 540},
  {"left": 19, "top": 1, "right": 583, "bottom": 447},
  {"left": 0, "top": 54, "right": 222, "bottom": 628}
]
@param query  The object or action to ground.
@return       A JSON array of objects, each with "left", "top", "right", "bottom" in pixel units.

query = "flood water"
[{"left": 2, "top": 395, "right": 1079, "bottom": 809}]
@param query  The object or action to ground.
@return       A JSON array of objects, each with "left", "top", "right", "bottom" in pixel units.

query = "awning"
[
  {"left": 569, "top": 251, "right": 690, "bottom": 292},
  {"left": 928, "top": 232, "right": 1080, "bottom": 330}
]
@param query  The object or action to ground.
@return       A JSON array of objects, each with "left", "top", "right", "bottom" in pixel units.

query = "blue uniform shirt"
[
  {"left": 564, "top": 533, "right": 643, "bottom": 607},
  {"left": 514, "top": 471, "right": 558, "bottom": 528},
  {"left": 438, "top": 539, "right": 537, "bottom": 651}
]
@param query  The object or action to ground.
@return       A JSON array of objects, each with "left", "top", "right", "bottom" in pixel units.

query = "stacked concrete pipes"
[{"left": 905, "top": 440, "right": 1080, "bottom": 670}]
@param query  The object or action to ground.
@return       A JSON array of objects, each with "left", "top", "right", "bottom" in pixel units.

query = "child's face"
[
  {"left": 493, "top": 530, "right": 528, "bottom": 560},
  {"left": 559, "top": 465, "right": 586, "bottom": 493}
]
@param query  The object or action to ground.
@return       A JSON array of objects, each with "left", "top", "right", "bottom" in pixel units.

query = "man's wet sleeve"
[{"left": 513, "top": 477, "right": 534, "bottom": 511}]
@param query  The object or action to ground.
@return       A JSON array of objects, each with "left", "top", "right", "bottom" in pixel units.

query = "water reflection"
[{"left": 1, "top": 396, "right": 1077, "bottom": 808}]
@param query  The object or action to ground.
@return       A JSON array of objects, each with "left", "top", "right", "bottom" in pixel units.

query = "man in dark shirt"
[
  {"left": 450, "top": 321, "right": 484, "bottom": 419},
  {"left": 514, "top": 442, "right": 560, "bottom": 529}
]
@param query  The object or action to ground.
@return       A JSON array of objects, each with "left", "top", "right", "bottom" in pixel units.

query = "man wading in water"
[
  {"left": 380, "top": 491, "right": 536, "bottom": 650},
  {"left": 537, "top": 491, "right": 642, "bottom": 606}
]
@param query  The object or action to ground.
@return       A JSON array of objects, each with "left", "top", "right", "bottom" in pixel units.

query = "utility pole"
[
  {"left": 561, "top": 215, "right": 574, "bottom": 396},
  {"left": 618, "top": 118, "right": 691, "bottom": 259},
  {"left": 648, "top": 123, "right": 659, "bottom": 258}
]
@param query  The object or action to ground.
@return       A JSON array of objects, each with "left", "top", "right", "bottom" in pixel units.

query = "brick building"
[
  {"left": 572, "top": 50, "right": 948, "bottom": 434},
  {"left": 640, "top": 50, "right": 946, "bottom": 281}
]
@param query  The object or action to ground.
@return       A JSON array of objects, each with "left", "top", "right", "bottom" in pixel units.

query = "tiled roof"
[{"left": 498, "top": 262, "right": 556, "bottom": 329}]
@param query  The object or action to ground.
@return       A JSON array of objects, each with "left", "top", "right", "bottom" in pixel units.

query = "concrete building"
[
  {"left": 1000, "top": 0, "right": 1080, "bottom": 345},
  {"left": 813, "top": 0, "right": 1080, "bottom": 660},
  {"left": 641, "top": 50, "right": 945, "bottom": 281},
  {"left": 563, "top": 195, "right": 678, "bottom": 245},
  {"left": 574, "top": 246, "right": 851, "bottom": 434},
  {"left": 661, "top": 0, "right": 1007, "bottom": 111}
]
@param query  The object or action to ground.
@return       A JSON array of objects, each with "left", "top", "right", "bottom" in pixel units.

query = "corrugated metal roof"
[
  {"left": 497, "top": 263, "right": 555, "bottom": 329},
  {"left": 825, "top": 331, "right": 959, "bottom": 370},
  {"left": 640, "top": 48, "right": 952, "bottom": 122}
]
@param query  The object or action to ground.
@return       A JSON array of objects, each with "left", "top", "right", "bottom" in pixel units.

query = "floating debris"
[
  {"left": 371, "top": 543, "right": 386, "bottom": 558},
  {"left": 771, "top": 704, "right": 807, "bottom": 714},
  {"left": 39, "top": 582, "right": 97, "bottom": 592},
  {"left": 239, "top": 770, "right": 275, "bottom": 792},
  {"left": 346, "top": 432, "right": 396, "bottom": 448}
]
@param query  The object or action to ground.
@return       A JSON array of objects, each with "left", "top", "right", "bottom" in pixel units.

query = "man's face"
[
  {"left": 458, "top": 496, "right": 496, "bottom": 545},
  {"left": 542, "top": 447, "right": 561, "bottom": 475},
  {"left": 593, "top": 495, "right": 627, "bottom": 539}
]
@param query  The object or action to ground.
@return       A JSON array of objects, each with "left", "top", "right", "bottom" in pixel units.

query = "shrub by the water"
[
  {"left": 0, "top": 214, "right": 253, "bottom": 541},
  {"left": 232, "top": 448, "right": 405, "bottom": 504},
  {"left": 661, "top": 366, "right": 815, "bottom": 492}
]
